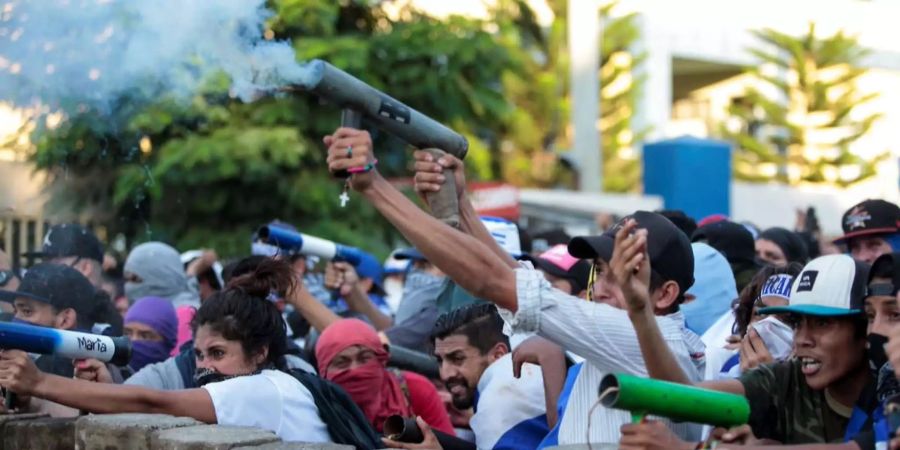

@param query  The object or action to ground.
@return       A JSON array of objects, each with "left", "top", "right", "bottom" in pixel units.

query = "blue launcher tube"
[{"left": 0, "top": 321, "right": 131, "bottom": 366}]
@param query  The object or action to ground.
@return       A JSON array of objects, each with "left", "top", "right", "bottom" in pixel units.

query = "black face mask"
[
  {"left": 192, "top": 363, "right": 274, "bottom": 387},
  {"left": 193, "top": 368, "right": 240, "bottom": 387},
  {"left": 868, "top": 333, "right": 889, "bottom": 373}
]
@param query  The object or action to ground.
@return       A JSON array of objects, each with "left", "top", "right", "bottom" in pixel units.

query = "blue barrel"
[{"left": 643, "top": 136, "right": 731, "bottom": 220}]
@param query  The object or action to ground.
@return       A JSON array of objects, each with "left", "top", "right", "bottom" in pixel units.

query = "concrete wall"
[{"left": 0, "top": 412, "right": 355, "bottom": 450}]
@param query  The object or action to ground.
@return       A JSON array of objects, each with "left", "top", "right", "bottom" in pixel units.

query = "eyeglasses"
[{"left": 0, "top": 270, "right": 16, "bottom": 287}]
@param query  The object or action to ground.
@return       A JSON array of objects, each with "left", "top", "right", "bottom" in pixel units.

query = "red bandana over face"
[{"left": 315, "top": 319, "right": 413, "bottom": 431}]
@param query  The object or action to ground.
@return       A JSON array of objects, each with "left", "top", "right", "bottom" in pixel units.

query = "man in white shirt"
[
  {"left": 323, "top": 128, "right": 704, "bottom": 445},
  {"left": 431, "top": 303, "right": 548, "bottom": 449}
]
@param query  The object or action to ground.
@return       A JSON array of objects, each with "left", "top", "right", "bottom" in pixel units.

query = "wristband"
[{"left": 348, "top": 159, "right": 378, "bottom": 174}]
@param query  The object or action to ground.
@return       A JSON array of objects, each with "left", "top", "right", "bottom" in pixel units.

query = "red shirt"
[{"left": 403, "top": 371, "right": 454, "bottom": 435}]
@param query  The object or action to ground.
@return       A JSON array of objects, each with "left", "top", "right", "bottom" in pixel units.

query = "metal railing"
[{"left": 0, "top": 215, "right": 50, "bottom": 271}]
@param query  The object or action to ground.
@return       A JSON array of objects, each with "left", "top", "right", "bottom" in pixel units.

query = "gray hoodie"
[{"left": 124, "top": 242, "right": 200, "bottom": 309}]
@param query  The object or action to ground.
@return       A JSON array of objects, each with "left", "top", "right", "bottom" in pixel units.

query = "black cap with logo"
[
  {"left": 834, "top": 199, "right": 900, "bottom": 245},
  {"left": 0, "top": 263, "right": 96, "bottom": 318},
  {"left": 23, "top": 223, "right": 104, "bottom": 263},
  {"left": 568, "top": 211, "right": 695, "bottom": 295}
]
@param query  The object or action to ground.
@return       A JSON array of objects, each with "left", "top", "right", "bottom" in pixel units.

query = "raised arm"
[
  {"left": 286, "top": 280, "right": 340, "bottom": 332},
  {"left": 610, "top": 219, "right": 744, "bottom": 395},
  {"left": 511, "top": 336, "right": 568, "bottom": 428},
  {"left": 326, "top": 261, "right": 392, "bottom": 330},
  {"left": 0, "top": 350, "right": 216, "bottom": 423},
  {"left": 413, "top": 150, "right": 517, "bottom": 269},
  {"left": 325, "top": 128, "right": 518, "bottom": 312}
]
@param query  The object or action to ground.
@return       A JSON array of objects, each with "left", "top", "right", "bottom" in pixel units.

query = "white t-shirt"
[{"left": 202, "top": 369, "right": 332, "bottom": 443}]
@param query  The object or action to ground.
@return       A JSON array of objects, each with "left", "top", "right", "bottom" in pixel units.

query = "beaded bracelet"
[{"left": 348, "top": 159, "right": 378, "bottom": 174}]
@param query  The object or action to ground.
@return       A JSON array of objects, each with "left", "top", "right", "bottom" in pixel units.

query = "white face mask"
[
  {"left": 750, "top": 316, "right": 794, "bottom": 361},
  {"left": 383, "top": 277, "right": 405, "bottom": 314}
]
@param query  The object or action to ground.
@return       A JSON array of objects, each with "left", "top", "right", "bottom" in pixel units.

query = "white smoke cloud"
[{"left": 0, "top": 0, "right": 315, "bottom": 111}]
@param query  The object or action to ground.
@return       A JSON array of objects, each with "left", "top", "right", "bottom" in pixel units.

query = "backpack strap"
[{"left": 288, "top": 369, "right": 382, "bottom": 449}]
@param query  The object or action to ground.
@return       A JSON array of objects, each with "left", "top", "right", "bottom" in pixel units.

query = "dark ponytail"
[{"left": 192, "top": 258, "right": 293, "bottom": 370}]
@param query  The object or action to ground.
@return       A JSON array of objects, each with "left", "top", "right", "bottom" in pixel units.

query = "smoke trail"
[{"left": 0, "top": 0, "right": 314, "bottom": 112}]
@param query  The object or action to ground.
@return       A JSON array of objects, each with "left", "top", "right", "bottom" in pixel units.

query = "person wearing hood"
[
  {"left": 124, "top": 242, "right": 200, "bottom": 354},
  {"left": 123, "top": 297, "right": 178, "bottom": 374},
  {"left": 383, "top": 247, "right": 447, "bottom": 353},
  {"left": 315, "top": 318, "right": 453, "bottom": 435},
  {"left": 756, "top": 227, "right": 809, "bottom": 267},
  {"left": 681, "top": 243, "right": 739, "bottom": 336}
]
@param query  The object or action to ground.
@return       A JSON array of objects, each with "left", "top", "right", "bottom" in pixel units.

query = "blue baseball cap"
[
  {"left": 395, "top": 247, "right": 426, "bottom": 261},
  {"left": 384, "top": 249, "right": 411, "bottom": 275},
  {"left": 355, "top": 252, "right": 384, "bottom": 288}
]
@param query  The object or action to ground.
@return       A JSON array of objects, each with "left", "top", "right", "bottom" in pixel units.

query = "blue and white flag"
[{"left": 471, "top": 354, "right": 549, "bottom": 450}]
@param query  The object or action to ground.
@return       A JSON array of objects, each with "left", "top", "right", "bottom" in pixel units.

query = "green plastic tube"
[{"left": 599, "top": 373, "right": 749, "bottom": 427}]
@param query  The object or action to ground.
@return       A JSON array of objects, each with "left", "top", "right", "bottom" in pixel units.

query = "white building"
[{"left": 414, "top": 0, "right": 900, "bottom": 235}]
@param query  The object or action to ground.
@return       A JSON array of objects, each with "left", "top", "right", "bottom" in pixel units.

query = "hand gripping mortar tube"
[{"left": 599, "top": 373, "right": 750, "bottom": 427}]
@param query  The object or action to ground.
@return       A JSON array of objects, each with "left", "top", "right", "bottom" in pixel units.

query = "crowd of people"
[{"left": 1, "top": 125, "right": 900, "bottom": 450}]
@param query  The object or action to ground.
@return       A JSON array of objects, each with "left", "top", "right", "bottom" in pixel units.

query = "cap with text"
[{"left": 759, "top": 254, "right": 868, "bottom": 317}]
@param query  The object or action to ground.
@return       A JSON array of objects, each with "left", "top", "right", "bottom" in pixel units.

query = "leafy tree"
[
  {"left": 25, "top": 0, "right": 521, "bottom": 258},
  {"left": 597, "top": 2, "right": 647, "bottom": 192},
  {"left": 491, "top": 0, "right": 646, "bottom": 192},
  {"left": 723, "top": 23, "right": 885, "bottom": 186},
  {"left": 15, "top": 0, "right": 648, "bottom": 259}
]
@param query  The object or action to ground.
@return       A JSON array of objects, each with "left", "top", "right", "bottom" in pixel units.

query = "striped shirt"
[{"left": 499, "top": 267, "right": 706, "bottom": 446}]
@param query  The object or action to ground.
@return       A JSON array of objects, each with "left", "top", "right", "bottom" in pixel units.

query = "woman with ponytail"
[{"left": 0, "top": 259, "right": 334, "bottom": 443}]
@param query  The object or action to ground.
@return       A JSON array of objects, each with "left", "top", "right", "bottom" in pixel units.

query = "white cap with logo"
[{"left": 759, "top": 254, "right": 868, "bottom": 317}]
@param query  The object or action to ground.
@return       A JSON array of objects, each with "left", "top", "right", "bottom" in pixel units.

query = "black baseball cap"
[
  {"left": 568, "top": 211, "right": 695, "bottom": 294},
  {"left": 834, "top": 199, "right": 900, "bottom": 245},
  {"left": 691, "top": 220, "right": 757, "bottom": 265},
  {"left": 522, "top": 244, "right": 591, "bottom": 293},
  {"left": 23, "top": 223, "right": 104, "bottom": 263},
  {"left": 0, "top": 263, "right": 95, "bottom": 317},
  {"left": 868, "top": 252, "right": 900, "bottom": 297}
]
